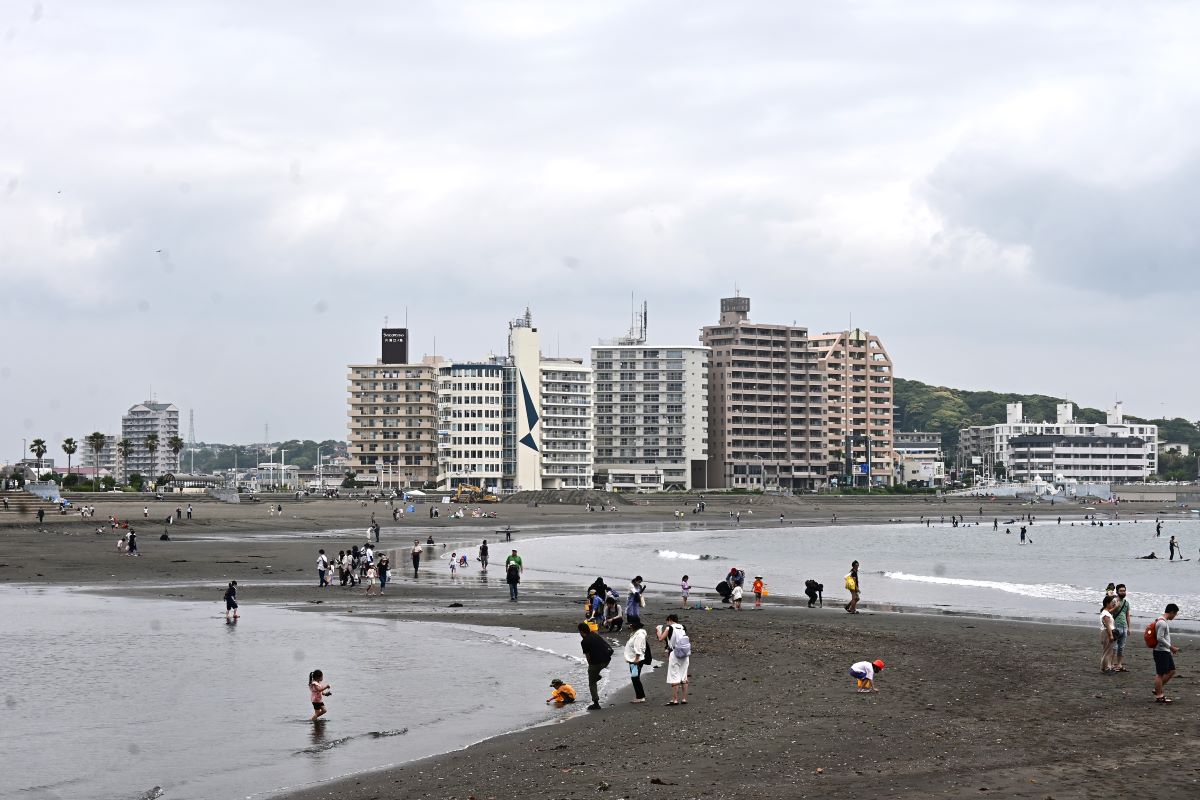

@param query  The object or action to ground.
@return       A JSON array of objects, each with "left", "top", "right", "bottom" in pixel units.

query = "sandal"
[
  {"left": 665, "top": 701, "right": 679, "bottom": 706},
  {"left": 1155, "top": 696, "right": 1172, "bottom": 704}
]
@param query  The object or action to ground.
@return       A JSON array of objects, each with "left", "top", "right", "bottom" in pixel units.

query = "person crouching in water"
[
  {"left": 850, "top": 659, "right": 885, "bottom": 693},
  {"left": 546, "top": 678, "right": 576, "bottom": 706}
]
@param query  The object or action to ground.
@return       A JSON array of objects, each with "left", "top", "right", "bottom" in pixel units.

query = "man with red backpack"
[{"left": 1146, "top": 603, "right": 1181, "bottom": 704}]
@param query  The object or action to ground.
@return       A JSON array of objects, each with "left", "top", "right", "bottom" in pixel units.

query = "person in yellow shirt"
[
  {"left": 752, "top": 576, "right": 765, "bottom": 609},
  {"left": 546, "top": 679, "right": 576, "bottom": 706}
]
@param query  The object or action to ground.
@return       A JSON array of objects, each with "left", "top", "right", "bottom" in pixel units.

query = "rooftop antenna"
[
  {"left": 405, "top": 306, "right": 408, "bottom": 327},
  {"left": 384, "top": 315, "right": 389, "bottom": 328}
]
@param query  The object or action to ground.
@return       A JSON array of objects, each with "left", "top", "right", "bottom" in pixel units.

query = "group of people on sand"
[{"left": 1098, "top": 583, "right": 1184, "bottom": 703}]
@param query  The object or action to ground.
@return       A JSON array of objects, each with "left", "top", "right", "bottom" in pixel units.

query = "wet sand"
[{"left": 6, "top": 495, "right": 1198, "bottom": 799}]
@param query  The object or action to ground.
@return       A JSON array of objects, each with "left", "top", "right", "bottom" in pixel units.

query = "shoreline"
[{"left": 8, "top": 499, "right": 1200, "bottom": 798}]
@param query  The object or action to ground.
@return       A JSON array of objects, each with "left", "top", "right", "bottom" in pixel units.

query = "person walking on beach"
[
  {"left": 479, "top": 539, "right": 489, "bottom": 570},
  {"left": 411, "top": 540, "right": 422, "bottom": 575},
  {"left": 845, "top": 561, "right": 860, "bottom": 613},
  {"left": 578, "top": 622, "right": 613, "bottom": 710},
  {"left": 752, "top": 576, "right": 765, "bottom": 609},
  {"left": 308, "top": 669, "right": 332, "bottom": 721},
  {"left": 624, "top": 619, "right": 650, "bottom": 703},
  {"left": 224, "top": 580, "right": 239, "bottom": 622},
  {"left": 506, "top": 557, "right": 522, "bottom": 601},
  {"left": 1100, "top": 596, "right": 1118, "bottom": 674},
  {"left": 1112, "top": 584, "right": 1131, "bottom": 672},
  {"left": 186, "top": 504, "right": 192, "bottom": 520},
  {"left": 1150, "top": 603, "right": 1181, "bottom": 703},
  {"left": 627, "top": 577, "right": 646, "bottom": 626},
  {"left": 127, "top": 529, "right": 138, "bottom": 556},
  {"left": 378, "top": 553, "right": 390, "bottom": 595},
  {"left": 730, "top": 582, "right": 743, "bottom": 610},
  {"left": 680, "top": 575, "right": 690, "bottom": 608},
  {"left": 317, "top": 549, "right": 329, "bottom": 587},
  {"left": 657, "top": 613, "right": 690, "bottom": 705},
  {"left": 364, "top": 562, "right": 379, "bottom": 596}
]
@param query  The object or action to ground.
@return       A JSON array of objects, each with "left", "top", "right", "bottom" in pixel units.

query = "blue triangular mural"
[{"left": 519, "top": 371, "right": 540, "bottom": 452}]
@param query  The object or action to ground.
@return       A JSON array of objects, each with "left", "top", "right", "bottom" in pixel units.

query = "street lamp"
[
  {"left": 317, "top": 446, "right": 326, "bottom": 493},
  {"left": 280, "top": 449, "right": 288, "bottom": 491}
]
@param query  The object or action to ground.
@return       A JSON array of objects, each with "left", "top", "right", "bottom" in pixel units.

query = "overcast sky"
[{"left": 2, "top": 1, "right": 1197, "bottom": 456}]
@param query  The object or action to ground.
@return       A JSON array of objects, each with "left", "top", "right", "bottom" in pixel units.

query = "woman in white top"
[
  {"left": 657, "top": 613, "right": 690, "bottom": 705},
  {"left": 1100, "top": 595, "right": 1118, "bottom": 674},
  {"left": 623, "top": 620, "right": 649, "bottom": 703}
]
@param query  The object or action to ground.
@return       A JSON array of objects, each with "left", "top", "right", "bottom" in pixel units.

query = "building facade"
[
  {"left": 507, "top": 311, "right": 593, "bottom": 491},
  {"left": 436, "top": 361, "right": 506, "bottom": 491},
  {"left": 80, "top": 434, "right": 118, "bottom": 476},
  {"left": 701, "top": 296, "right": 826, "bottom": 490},
  {"left": 120, "top": 401, "right": 180, "bottom": 481},
  {"left": 958, "top": 402, "right": 1158, "bottom": 483},
  {"left": 1007, "top": 434, "right": 1155, "bottom": 484},
  {"left": 810, "top": 329, "right": 895, "bottom": 487},
  {"left": 893, "top": 431, "right": 945, "bottom": 487},
  {"left": 591, "top": 343, "right": 709, "bottom": 492},
  {"left": 347, "top": 333, "right": 439, "bottom": 489}
]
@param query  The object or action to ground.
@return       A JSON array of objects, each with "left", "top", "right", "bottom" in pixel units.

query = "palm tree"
[
  {"left": 29, "top": 438, "right": 47, "bottom": 480},
  {"left": 117, "top": 438, "right": 134, "bottom": 485},
  {"left": 86, "top": 432, "right": 107, "bottom": 492},
  {"left": 62, "top": 438, "right": 78, "bottom": 484},
  {"left": 167, "top": 435, "right": 186, "bottom": 473},
  {"left": 145, "top": 433, "right": 160, "bottom": 485}
]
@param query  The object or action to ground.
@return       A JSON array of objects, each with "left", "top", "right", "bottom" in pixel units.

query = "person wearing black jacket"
[{"left": 578, "top": 622, "right": 613, "bottom": 710}]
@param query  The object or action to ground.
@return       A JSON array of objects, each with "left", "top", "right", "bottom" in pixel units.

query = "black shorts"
[
  {"left": 226, "top": 599, "right": 238, "bottom": 610},
  {"left": 1153, "top": 650, "right": 1176, "bottom": 676},
  {"left": 312, "top": 701, "right": 325, "bottom": 711}
]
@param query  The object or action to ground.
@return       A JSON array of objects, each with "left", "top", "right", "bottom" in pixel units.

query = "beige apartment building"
[
  {"left": 810, "top": 329, "right": 895, "bottom": 487},
  {"left": 701, "top": 296, "right": 826, "bottom": 490},
  {"left": 346, "top": 330, "right": 439, "bottom": 488}
]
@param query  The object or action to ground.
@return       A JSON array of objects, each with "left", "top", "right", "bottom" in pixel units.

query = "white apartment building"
[
  {"left": 508, "top": 310, "right": 593, "bottom": 491},
  {"left": 591, "top": 343, "right": 710, "bottom": 492},
  {"left": 81, "top": 434, "right": 118, "bottom": 476},
  {"left": 958, "top": 402, "right": 1158, "bottom": 482},
  {"left": 437, "top": 361, "right": 506, "bottom": 491},
  {"left": 347, "top": 345, "right": 439, "bottom": 489},
  {"left": 120, "top": 401, "right": 180, "bottom": 481},
  {"left": 1007, "top": 434, "right": 1155, "bottom": 484}
]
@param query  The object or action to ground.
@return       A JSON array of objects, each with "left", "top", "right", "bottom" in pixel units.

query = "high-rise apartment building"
[
  {"left": 701, "top": 297, "right": 826, "bottom": 490},
  {"left": 346, "top": 328, "right": 439, "bottom": 489},
  {"left": 81, "top": 434, "right": 117, "bottom": 476},
  {"left": 810, "top": 329, "right": 895, "bottom": 487},
  {"left": 436, "top": 361, "right": 506, "bottom": 491},
  {"left": 508, "top": 310, "right": 593, "bottom": 491},
  {"left": 120, "top": 401, "right": 180, "bottom": 481},
  {"left": 591, "top": 309, "right": 709, "bottom": 491}
]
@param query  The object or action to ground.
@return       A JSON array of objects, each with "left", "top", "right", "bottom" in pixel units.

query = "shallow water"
[
  {"left": 512, "top": 517, "right": 1200, "bottom": 629},
  {"left": 1, "top": 587, "right": 585, "bottom": 800}
]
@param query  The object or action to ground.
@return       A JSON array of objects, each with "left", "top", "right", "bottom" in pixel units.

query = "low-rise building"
[
  {"left": 1007, "top": 434, "right": 1155, "bottom": 484},
  {"left": 893, "top": 431, "right": 944, "bottom": 487},
  {"left": 958, "top": 402, "right": 1158, "bottom": 483}
]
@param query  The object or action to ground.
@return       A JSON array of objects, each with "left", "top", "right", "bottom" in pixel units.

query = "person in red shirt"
[{"left": 752, "top": 576, "right": 765, "bottom": 609}]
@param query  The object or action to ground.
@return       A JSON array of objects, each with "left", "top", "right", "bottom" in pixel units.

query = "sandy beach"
[{"left": 6, "top": 493, "right": 1199, "bottom": 799}]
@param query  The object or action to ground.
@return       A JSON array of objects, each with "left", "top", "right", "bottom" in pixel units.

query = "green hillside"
[{"left": 893, "top": 378, "right": 1200, "bottom": 461}]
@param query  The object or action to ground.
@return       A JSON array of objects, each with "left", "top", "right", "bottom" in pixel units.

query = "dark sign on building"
[{"left": 382, "top": 328, "right": 409, "bottom": 364}]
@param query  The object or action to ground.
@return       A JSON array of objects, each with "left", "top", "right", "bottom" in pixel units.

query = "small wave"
[
  {"left": 296, "top": 736, "right": 353, "bottom": 754},
  {"left": 136, "top": 788, "right": 164, "bottom": 800},
  {"left": 497, "top": 637, "right": 585, "bottom": 664},
  {"left": 883, "top": 571, "right": 1099, "bottom": 602},
  {"left": 656, "top": 550, "right": 702, "bottom": 560},
  {"left": 367, "top": 728, "right": 408, "bottom": 738}
]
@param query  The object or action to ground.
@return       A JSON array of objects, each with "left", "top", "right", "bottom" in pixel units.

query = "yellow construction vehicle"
[{"left": 451, "top": 484, "right": 500, "bottom": 503}]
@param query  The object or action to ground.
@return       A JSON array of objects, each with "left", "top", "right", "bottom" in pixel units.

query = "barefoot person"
[
  {"left": 623, "top": 619, "right": 649, "bottom": 704},
  {"left": 308, "top": 669, "right": 332, "bottom": 721},
  {"left": 1151, "top": 603, "right": 1181, "bottom": 703},
  {"left": 411, "top": 540, "right": 422, "bottom": 575},
  {"left": 844, "top": 560, "right": 860, "bottom": 613},
  {"left": 224, "top": 580, "right": 239, "bottom": 623},
  {"left": 1112, "top": 584, "right": 1131, "bottom": 672},
  {"left": 545, "top": 678, "right": 576, "bottom": 706}
]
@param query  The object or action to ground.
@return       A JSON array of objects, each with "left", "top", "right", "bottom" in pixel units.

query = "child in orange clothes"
[{"left": 752, "top": 576, "right": 765, "bottom": 609}]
